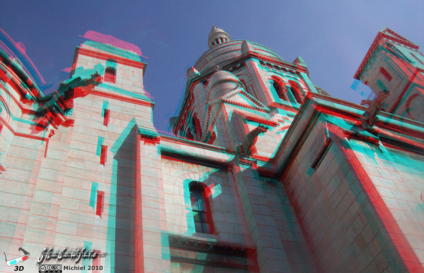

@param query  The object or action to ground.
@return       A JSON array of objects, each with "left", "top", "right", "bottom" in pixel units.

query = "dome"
[
  {"left": 195, "top": 40, "right": 284, "bottom": 73},
  {"left": 207, "top": 69, "right": 241, "bottom": 101},
  {"left": 208, "top": 26, "right": 231, "bottom": 49}
]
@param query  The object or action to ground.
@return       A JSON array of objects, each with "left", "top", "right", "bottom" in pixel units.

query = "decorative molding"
[
  {"left": 76, "top": 47, "right": 145, "bottom": 69},
  {"left": 160, "top": 147, "right": 230, "bottom": 169}
]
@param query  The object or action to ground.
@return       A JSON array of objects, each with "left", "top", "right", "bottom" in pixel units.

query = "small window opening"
[
  {"left": 380, "top": 67, "right": 393, "bottom": 82},
  {"left": 215, "top": 39, "right": 219, "bottom": 45},
  {"left": 96, "top": 191, "right": 104, "bottom": 218},
  {"left": 100, "top": 145, "right": 108, "bottom": 166},
  {"left": 311, "top": 139, "right": 332, "bottom": 170},
  {"left": 104, "top": 68, "right": 116, "bottom": 83},
  {"left": 103, "top": 109, "right": 110, "bottom": 127}
]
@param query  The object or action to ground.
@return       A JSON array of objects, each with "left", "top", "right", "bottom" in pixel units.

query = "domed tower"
[{"left": 170, "top": 26, "right": 325, "bottom": 159}]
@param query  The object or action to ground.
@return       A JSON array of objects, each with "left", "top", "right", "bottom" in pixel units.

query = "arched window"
[
  {"left": 288, "top": 80, "right": 303, "bottom": 104},
  {"left": 104, "top": 68, "right": 116, "bottom": 83},
  {"left": 271, "top": 78, "right": 288, "bottom": 101},
  {"left": 190, "top": 183, "right": 213, "bottom": 234}
]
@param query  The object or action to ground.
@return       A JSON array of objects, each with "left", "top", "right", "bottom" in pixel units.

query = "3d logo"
[{"left": 3, "top": 247, "right": 30, "bottom": 266}]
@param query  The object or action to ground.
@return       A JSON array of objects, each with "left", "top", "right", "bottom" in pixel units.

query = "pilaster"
[{"left": 231, "top": 162, "right": 291, "bottom": 273}]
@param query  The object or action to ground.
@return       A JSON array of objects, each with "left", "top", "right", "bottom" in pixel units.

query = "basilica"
[{"left": 1, "top": 26, "right": 424, "bottom": 272}]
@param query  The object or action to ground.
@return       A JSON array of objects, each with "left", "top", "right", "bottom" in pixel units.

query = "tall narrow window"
[
  {"left": 380, "top": 67, "right": 393, "bottom": 82},
  {"left": 100, "top": 145, "right": 108, "bottom": 166},
  {"left": 190, "top": 183, "right": 213, "bottom": 234},
  {"left": 96, "top": 191, "right": 104, "bottom": 218},
  {"left": 103, "top": 109, "right": 110, "bottom": 127},
  {"left": 104, "top": 68, "right": 116, "bottom": 83},
  {"left": 288, "top": 80, "right": 303, "bottom": 104}
]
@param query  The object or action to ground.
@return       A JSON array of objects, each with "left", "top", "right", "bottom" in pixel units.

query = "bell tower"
[{"left": 354, "top": 28, "right": 424, "bottom": 121}]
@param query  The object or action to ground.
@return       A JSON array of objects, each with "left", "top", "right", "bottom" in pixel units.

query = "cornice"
[
  {"left": 160, "top": 134, "right": 230, "bottom": 153},
  {"left": 159, "top": 135, "right": 234, "bottom": 168},
  {"left": 258, "top": 93, "right": 424, "bottom": 178},
  {"left": 90, "top": 89, "right": 154, "bottom": 108},
  {"left": 168, "top": 234, "right": 256, "bottom": 256}
]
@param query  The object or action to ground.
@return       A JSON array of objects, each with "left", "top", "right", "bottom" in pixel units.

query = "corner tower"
[{"left": 354, "top": 28, "right": 424, "bottom": 121}]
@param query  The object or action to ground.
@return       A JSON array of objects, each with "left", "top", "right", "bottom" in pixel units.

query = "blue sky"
[{"left": 1, "top": 0, "right": 423, "bottom": 134}]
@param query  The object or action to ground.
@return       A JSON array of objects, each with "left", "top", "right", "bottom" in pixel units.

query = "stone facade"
[{"left": 0, "top": 27, "right": 424, "bottom": 273}]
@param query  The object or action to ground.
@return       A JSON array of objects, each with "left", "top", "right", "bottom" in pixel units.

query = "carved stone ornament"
[{"left": 359, "top": 90, "right": 390, "bottom": 129}]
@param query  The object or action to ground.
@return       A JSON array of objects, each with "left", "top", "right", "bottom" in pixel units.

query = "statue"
[{"left": 233, "top": 125, "right": 268, "bottom": 164}]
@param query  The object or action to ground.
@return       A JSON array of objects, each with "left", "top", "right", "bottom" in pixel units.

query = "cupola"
[{"left": 208, "top": 26, "right": 231, "bottom": 49}]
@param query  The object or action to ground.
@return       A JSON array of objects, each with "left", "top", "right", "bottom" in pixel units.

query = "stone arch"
[{"left": 175, "top": 171, "right": 218, "bottom": 192}]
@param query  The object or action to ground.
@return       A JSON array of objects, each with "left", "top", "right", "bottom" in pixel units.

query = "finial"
[{"left": 212, "top": 25, "right": 216, "bottom": 30}]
